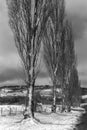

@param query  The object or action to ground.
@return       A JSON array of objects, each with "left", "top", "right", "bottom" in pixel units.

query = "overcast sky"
[{"left": 0, "top": 0, "right": 87, "bottom": 87}]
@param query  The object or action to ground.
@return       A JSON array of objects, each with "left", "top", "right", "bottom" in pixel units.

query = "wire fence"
[
  {"left": 0, "top": 104, "right": 61, "bottom": 116},
  {"left": 0, "top": 105, "right": 25, "bottom": 116}
]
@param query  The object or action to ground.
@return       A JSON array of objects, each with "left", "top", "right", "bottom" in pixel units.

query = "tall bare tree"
[
  {"left": 43, "top": 0, "right": 77, "bottom": 112},
  {"left": 61, "top": 20, "right": 76, "bottom": 112},
  {"left": 68, "top": 65, "right": 81, "bottom": 108},
  {"left": 7, "top": 0, "right": 51, "bottom": 118},
  {"left": 43, "top": 0, "right": 65, "bottom": 112}
]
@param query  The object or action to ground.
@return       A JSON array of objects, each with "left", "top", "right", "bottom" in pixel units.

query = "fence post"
[
  {"left": 15, "top": 107, "right": 17, "bottom": 115},
  {"left": 9, "top": 107, "right": 11, "bottom": 115},
  {"left": 1, "top": 108, "right": 2, "bottom": 116}
]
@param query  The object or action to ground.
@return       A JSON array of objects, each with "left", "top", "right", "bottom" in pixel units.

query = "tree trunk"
[
  {"left": 61, "top": 86, "right": 71, "bottom": 113},
  {"left": 61, "top": 83, "right": 66, "bottom": 112},
  {"left": 24, "top": 83, "right": 34, "bottom": 119},
  {"left": 52, "top": 82, "right": 56, "bottom": 113}
]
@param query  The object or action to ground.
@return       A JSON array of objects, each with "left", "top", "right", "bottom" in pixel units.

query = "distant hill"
[
  {"left": 0, "top": 84, "right": 62, "bottom": 90},
  {"left": 0, "top": 85, "right": 53, "bottom": 91}
]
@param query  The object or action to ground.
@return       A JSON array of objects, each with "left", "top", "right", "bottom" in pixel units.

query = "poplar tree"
[
  {"left": 7, "top": 0, "right": 50, "bottom": 118},
  {"left": 43, "top": 0, "right": 65, "bottom": 112}
]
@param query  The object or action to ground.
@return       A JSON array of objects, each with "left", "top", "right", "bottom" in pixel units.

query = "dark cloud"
[
  {"left": 81, "top": 80, "right": 87, "bottom": 87},
  {"left": 0, "top": 67, "right": 24, "bottom": 83},
  {"left": 0, "top": 66, "right": 49, "bottom": 83},
  {"left": 38, "top": 71, "right": 49, "bottom": 78},
  {"left": 79, "top": 71, "right": 87, "bottom": 77},
  {"left": 67, "top": 13, "right": 87, "bottom": 40}
]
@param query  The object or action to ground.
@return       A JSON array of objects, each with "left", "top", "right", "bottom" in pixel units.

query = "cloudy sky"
[{"left": 0, "top": 0, "right": 87, "bottom": 87}]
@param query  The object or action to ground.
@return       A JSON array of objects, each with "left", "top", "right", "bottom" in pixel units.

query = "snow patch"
[{"left": 0, "top": 106, "right": 83, "bottom": 130}]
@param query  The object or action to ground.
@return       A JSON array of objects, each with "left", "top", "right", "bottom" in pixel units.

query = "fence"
[
  {"left": 36, "top": 104, "right": 61, "bottom": 113},
  {"left": 0, "top": 105, "right": 25, "bottom": 116},
  {"left": 0, "top": 104, "right": 61, "bottom": 116}
]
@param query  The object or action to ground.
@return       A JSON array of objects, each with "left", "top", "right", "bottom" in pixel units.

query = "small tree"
[
  {"left": 7, "top": 0, "right": 51, "bottom": 118},
  {"left": 43, "top": 0, "right": 66, "bottom": 112}
]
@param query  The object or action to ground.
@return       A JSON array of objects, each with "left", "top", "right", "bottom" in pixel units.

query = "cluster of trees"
[
  {"left": 7, "top": 0, "right": 80, "bottom": 119},
  {"left": 43, "top": 0, "right": 81, "bottom": 112}
]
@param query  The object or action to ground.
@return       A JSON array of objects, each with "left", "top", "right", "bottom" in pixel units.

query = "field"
[
  {"left": 0, "top": 109, "right": 84, "bottom": 130},
  {"left": 0, "top": 85, "right": 86, "bottom": 130}
]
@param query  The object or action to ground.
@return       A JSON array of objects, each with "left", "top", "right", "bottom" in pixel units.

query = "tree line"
[{"left": 7, "top": 0, "right": 80, "bottom": 120}]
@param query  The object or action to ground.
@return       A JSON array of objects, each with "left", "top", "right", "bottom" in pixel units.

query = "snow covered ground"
[{"left": 0, "top": 105, "right": 85, "bottom": 130}]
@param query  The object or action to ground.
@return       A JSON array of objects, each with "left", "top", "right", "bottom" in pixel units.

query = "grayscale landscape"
[{"left": 0, "top": 0, "right": 87, "bottom": 130}]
